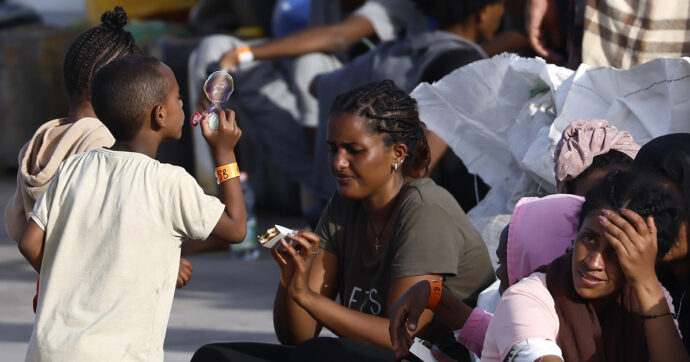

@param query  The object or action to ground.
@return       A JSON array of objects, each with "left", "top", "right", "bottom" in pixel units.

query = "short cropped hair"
[{"left": 90, "top": 55, "right": 168, "bottom": 141}]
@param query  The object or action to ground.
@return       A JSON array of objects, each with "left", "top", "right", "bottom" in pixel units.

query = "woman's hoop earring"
[{"left": 394, "top": 163, "right": 398, "bottom": 171}]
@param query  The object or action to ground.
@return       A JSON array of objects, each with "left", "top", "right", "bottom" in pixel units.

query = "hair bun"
[{"left": 101, "top": 6, "right": 128, "bottom": 29}]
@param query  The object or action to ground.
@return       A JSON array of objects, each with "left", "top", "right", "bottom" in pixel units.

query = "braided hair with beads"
[
  {"left": 63, "top": 6, "right": 140, "bottom": 100},
  {"left": 330, "top": 79, "right": 431, "bottom": 177}
]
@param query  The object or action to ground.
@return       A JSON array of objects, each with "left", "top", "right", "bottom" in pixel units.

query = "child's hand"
[
  {"left": 201, "top": 108, "right": 242, "bottom": 160},
  {"left": 177, "top": 258, "right": 193, "bottom": 289}
]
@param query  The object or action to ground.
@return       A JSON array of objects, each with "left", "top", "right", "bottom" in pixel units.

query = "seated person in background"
[
  {"left": 311, "top": 0, "right": 506, "bottom": 213},
  {"left": 389, "top": 194, "right": 583, "bottom": 360},
  {"left": 482, "top": 170, "right": 687, "bottom": 362},
  {"left": 18, "top": 55, "right": 247, "bottom": 361},
  {"left": 188, "top": 0, "right": 425, "bottom": 194},
  {"left": 192, "top": 80, "right": 495, "bottom": 362}
]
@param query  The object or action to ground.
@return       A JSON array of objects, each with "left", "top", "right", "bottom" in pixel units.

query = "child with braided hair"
[
  {"left": 4, "top": 7, "right": 192, "bottom": 314},
  {"left": 5, "top": 6, "right": 138, "bottom": 243},
  {"left": 192, "top": 80, "right": 494, "bottom": 361}
]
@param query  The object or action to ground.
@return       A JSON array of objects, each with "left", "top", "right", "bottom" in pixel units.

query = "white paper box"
[{"left": 258, "top": 225, "right": 296, "bottom": 249}]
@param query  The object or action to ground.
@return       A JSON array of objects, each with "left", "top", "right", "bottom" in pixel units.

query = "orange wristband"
[
  {"left": 215, "top": 163, "right": 240, "bottom": 184},
  {"left": 426, "top": 280, "right": 442, "bottom": 309}
]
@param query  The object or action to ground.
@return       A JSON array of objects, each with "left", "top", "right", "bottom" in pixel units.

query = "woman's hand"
[
  {"left": 279, "top": 230, "right": 322, "bottom": 303},
  {"left": 271, "top": 244, "right": 295, "bottom": 288},
  {"left": 599, "top": 208, "right": 658, "bottom": 287},
  {"left": 389, "top": 280, "right": 430, "bottom": 358}
]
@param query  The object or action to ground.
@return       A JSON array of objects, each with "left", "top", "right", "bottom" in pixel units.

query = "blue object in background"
[{"left": 271, "top": 0, "right": 311, "bottom": 38}]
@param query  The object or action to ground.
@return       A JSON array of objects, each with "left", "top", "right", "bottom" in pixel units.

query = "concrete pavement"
[{"left": 0, "top": 175, "right": 319, "bottom": 361}]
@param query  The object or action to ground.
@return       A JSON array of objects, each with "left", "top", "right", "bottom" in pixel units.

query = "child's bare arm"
[
  {"left": 201, "top": 108, "right": 247, "bottom": 243},
  {"left": 18, "top": 220, "right": 46, "bottom": 273}
]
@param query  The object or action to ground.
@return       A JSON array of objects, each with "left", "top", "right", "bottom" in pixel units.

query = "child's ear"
[{"left": 152, "top": 103, "right": 166, "bottom": 130}]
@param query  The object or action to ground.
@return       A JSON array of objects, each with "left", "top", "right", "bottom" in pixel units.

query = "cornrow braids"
[
  {"left": 579, "top": 169, "right": 685, "bottom": 259},
  {"left": 330, "top": 80, "right": 431, "bottom": 177},
  {"left": 63, "top": 6, "right": 141, "bottom": 99}
]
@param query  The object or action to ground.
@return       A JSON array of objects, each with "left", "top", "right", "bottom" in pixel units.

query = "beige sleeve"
[{"left": 169, "top": 169, "right": 225, "bottom": 241}]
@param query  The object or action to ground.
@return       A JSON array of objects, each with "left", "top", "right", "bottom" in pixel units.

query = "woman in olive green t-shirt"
[{"left": 272, "top": 80, "right": 495, "bottom": 361}]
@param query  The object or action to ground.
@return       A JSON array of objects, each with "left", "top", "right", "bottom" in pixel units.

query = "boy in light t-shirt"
[{"left": 18, "top": 55, "right": 247, "bottom": 362}]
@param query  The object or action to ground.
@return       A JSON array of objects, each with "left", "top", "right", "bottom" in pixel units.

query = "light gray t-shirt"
[
  {"left": 26, "top": 148, "right": 224, "bottom": 362},
  {"left": 317, "top": 177, "right": 495, "bottom": 317}
]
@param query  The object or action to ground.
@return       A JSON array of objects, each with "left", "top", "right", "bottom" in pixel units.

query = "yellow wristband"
[{"left": 215, "top": 163, "right": 240, "bottom": 184}]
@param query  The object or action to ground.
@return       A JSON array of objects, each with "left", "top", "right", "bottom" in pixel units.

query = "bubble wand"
[{"left": 190, "top": 71, "right": 234, "bottom": 130}]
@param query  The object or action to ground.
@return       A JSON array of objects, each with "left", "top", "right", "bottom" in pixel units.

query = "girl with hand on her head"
[{"left": 482, "top": 170, "right": 688, "bottom": 362}]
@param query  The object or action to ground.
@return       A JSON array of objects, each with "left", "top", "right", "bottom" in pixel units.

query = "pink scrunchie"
[{"left": 554, "top": 120, "right": 640, "bottom": 193}]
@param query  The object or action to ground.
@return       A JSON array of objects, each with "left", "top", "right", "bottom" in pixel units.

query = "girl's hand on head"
[
  {"left": 388, "top": 280, "right": 430, "bottom": 358},
  {"left": 600, "top": 208, "right": 658, "bottom": 287},
  {"left": 280, "top": 230, "right": 321, "bottom": 303},
  {"left": 201, "top": 108, "right": 242, "bottom": 159}
]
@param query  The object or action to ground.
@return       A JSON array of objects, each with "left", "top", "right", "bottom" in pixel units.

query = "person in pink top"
[{"left": 482, "top": 170, "right": 686, "bottom": 362}]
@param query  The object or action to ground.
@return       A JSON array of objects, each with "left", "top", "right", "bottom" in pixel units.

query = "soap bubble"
[
  {"left": 190, "top": 71, "right": 234, "bottom": 130},
  {"left": 204, "top": 71, "right": 234, "bottom": 103}
]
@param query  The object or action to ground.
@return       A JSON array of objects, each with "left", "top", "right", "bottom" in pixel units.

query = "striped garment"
[{"left": 581, "top": 0, "right": 690, "bottom": 69}]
